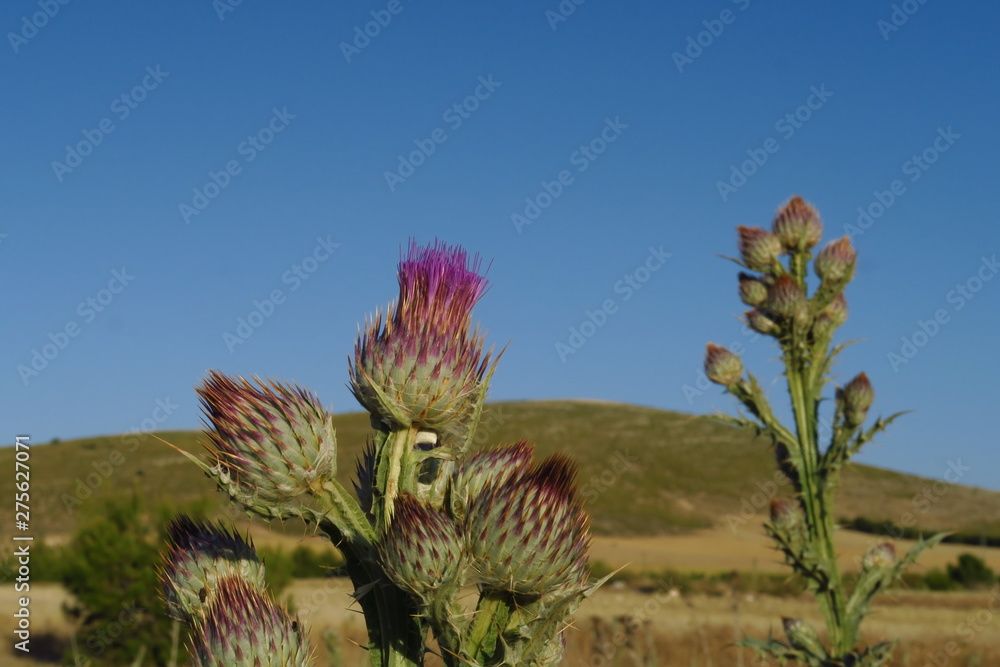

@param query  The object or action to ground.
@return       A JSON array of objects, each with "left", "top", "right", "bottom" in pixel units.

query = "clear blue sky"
[{"left": 4, "top": 2, "right": 998, "bottom": 491}]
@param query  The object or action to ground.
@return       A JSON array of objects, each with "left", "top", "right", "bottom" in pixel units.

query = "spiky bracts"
[
  {"left": 189, "top": 576, "right": 311, "bottom": 667},
  {"left": 160, "top": 516, "right": 266, "bottom": 623},
  {"left": 197, "top": 371, "right": 336, "bottom": 519},
  {"left": 350, "top": 240, "right": 496, "bottom": 434},
  {"left": 467, "top": 454, "right": 590, "bottom": 596},
  {"left": 380, "top": 494, "right": 465, "bottom": 600}
]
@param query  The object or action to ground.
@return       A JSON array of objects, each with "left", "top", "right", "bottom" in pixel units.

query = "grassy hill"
[{"left": 5, "top": 400, "right": 1000, "bottom": 542}]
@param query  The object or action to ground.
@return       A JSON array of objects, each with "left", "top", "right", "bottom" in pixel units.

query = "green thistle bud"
[
  {"left": 862, "top": 543, "right": 896, "bottom": 571},
  {"left": 765, "top": 275, "right": 808, "bottom": 322},
  {"left": 704, "top": 343, "right": 743, "bottom": 387},
  {"left": 782, "top": 617, "right": 827, "bottom": 658},
  {"left": 160, "top": 515, "right": 266, "bottom": 624},
  {"left": 189, "top": 575, "right": 311, "bottom": 666},
  {"left": 838, "top": 372, "right": 874, "bottom": 427},
  {"left": 815, "top": 236, "right": 857, "bottom": 283},
  {"left": 746, "top": 309, "right": 780, "bottom": 336},
  {"left": 467, "top": 454, "right": 591, "bottom": 596},
  {"left": 350, "top": 240, "right": 497, "bottom": 437},
  {"left": 772, "top": 196, "right": 823, "bottom": 252},
  {"left": 738, "top": 272, "right": 768, "bottom": 307},
  {"left": 823, "top": 293, "right": 848, "bottom": 328},
  {"left": 737, "top": 226, "right": 782, "bottom": 272},
  {"left": 197, "top": 371, "right": 337, "bottom": 518},
  {"left": 451, "top": 440, "right": 535, "bottom": 519},
  {"left": 769, "top": 499, "right": 802, "bottom": 529},
  {"left": 379, "top": 494, "right": 464, "bottom": 600}
]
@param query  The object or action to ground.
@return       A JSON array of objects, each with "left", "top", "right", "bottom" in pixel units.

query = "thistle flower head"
[
  {"left": 160, "top": 515, "right": 266, "bottom": 624},
  {"left": 862, "top": 543, "right": 897, "bottom": 571},
  {"left": 815, "top": 236, "right": 857, "bottom": 284},
  {"left": 838, "top": 372, "right": 875, "bottom": 427},
  {"left": 379, "top": 494, "right": 464, "bottom": 600},
  {"left": 737, "top": 226, "right": 782, "bottom": 272},
  {"left": 451, "top": 440, "right": 535, "bottom": 519},
  {"left": 189, "top": 575, "right": 311, "bottom": 666},
  {"left": 350, "top": 240, "right": 496, "bottom": 435},
  {"left": 467, "top": 454, "right": 591, "bottom": 596},
  {"left": 782, "top": 617, "right": 827, "bottom": 657},
  {"left": 738, "top": 272, "right": 768, "bottom": 307},
  {"left": 765, "top": 275, "right": 808, "bottom": 321},
  {"left": 704, "top": 343, "right": 743, "bottom": 387},
  {"left": 197, "top": 371, "right": 336, "bottom": 518},
  {"left": 769, "top": 499, "right": 803, "bottom": 530},
  {"left": 772, "top": 196, "right": 823, "bottom": 252},
  {"left": 746, "top": 309, "right": 780, "bottom": 336}
]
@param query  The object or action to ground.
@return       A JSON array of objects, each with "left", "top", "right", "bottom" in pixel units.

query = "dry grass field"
[{"left": 4, "top": 577, "right": 999, "bottom": 666}]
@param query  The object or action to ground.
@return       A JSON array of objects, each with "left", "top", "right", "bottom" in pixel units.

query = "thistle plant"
[
  {"left": 161, "top": 240, "right": 605, "bottom": 666},
  {"left": 704, "top": 196, "right": 945, "bottom": 666}
]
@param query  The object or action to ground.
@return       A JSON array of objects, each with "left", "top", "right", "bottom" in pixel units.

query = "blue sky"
[{"left": 4, "top": 1, "right": 999, "bottom": 491}]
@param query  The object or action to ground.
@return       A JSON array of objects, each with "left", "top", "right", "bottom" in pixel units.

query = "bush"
[
  {"left": 60, "top": 495, "right": 182, "bottom": 666},
  {"left": 947, "top": 553, "right": 996, "bottom": 589},
  {"left": 924, "top": 568, "right": 958, "bottom": 591}
]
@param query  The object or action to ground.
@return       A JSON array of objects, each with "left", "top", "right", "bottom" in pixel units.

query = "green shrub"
[{"left": 947, "top": 553, "right": 996, "bottom": 589}]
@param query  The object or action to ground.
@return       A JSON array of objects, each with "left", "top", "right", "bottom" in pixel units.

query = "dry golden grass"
[{"left": 5, "top": 579, "right": 999, "bottom": 666}]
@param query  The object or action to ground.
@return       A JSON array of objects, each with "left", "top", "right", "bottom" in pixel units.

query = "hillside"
[{"left": 5, "top": 400, "right": 1000, "bottom": 543}]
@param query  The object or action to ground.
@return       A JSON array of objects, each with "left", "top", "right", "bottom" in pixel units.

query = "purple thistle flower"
[{"left": 350, "top": 240, "right": 497, "bottom": 434}]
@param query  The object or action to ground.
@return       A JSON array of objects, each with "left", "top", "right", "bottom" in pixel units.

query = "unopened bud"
[
  {"left": 862, "top": 543, "right": 896, "bottom": 570},
  {"left": 815, "top": 237, "right": 857, "bottom": 283},
  {"left": 838, "top": 372, "right": 874, "bottom": 427},
  {"left": 704, "top": 343, "right": 743, "bottom": 386},
  {"left": 782, "top": 617, "right": 826, "bottom": 657},
  {"left": 746, "top": 310, "right": 779, "bottom": 336},
  {"left": 772, "top": 196, "right": 823, "bottom": 252},
  {"left": 737, "top": 226, "right": 782, "bottom": 272},
  {"left": 765, "top": 276, "right": 808, "bottom": 321},
  {"left": 769, "top": 499, "right": 802, "bottom": 528},
  {"left": 738, "top": 273, "right": 768, "bottom": 306}
]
